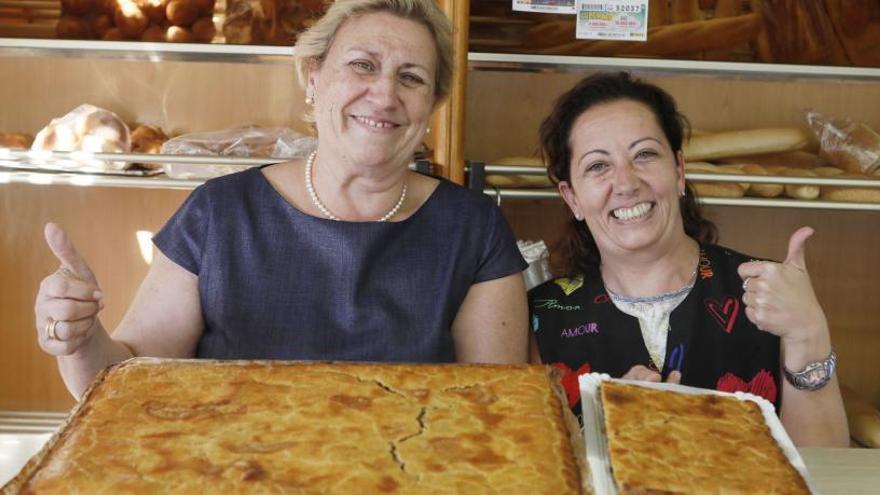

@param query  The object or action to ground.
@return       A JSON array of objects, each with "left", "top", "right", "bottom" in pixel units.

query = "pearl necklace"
[{"left": 304, "top": 150, "right": 407, "bottom": 222}]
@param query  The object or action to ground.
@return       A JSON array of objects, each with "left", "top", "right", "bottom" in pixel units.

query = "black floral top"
[{"left": 528, "top": 243, "right": 781, "bottom": 421}]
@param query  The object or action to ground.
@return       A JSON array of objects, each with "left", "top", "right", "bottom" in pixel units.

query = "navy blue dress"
[{"left": 153, "top": 166, "right": 527, "bottom": 363}]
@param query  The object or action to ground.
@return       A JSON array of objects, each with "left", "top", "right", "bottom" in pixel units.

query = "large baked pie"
[
  {"left": 600, "top": 381, "right": 810, "bottom": 495},
  {"left": 3, "top": 359, "right": 587, "bottom": 494}
]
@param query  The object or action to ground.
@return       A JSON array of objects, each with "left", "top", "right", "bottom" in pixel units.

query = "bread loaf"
[
  {"left": 31, "top": 104, "right": 131, "bottom": 171},
  {"left": 684, "top": 128, "right": 811, "bottom": 161}
]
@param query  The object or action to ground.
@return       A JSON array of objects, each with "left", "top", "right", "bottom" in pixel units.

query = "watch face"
[{"left": 786, "top": 352, "right": 836, "bottom": 391}]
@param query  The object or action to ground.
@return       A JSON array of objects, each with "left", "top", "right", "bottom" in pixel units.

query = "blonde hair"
[{"left": 294, "top": 0, "right": 453, "bottom": 108}]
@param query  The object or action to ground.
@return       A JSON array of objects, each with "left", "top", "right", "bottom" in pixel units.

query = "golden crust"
[
  {"left": 600, "top": 382, "right": 810, "bottom": 495},
  {"left": 4, "top": 359, "right": 585, "bottom": 494}
]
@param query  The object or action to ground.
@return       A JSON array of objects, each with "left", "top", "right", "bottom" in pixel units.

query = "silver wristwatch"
[{"left": 783, "top": 351, "right": 837, "bottom": 391}]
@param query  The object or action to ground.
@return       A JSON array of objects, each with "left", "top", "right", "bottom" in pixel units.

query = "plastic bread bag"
[
  {"left": 805, "top": 110, "right": 880, "bottom": 175},
  {"left": 518, "top": 239, "right": 552, "bottom": 291},
  {"left": 30, "top": 104, "right": 131, "bottom": 171},
  {"left": 160, "top": 126, "right": 316, "bottom": 179}
]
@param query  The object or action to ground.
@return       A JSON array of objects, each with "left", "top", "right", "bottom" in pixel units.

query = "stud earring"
[
  {"left": 574, "top": 212, "right": 583, "bottom": 221},
  {"left": 305, "top": 93, "right": 315, "bottom": 105},
  {"left": 680, "top": 189, "right": 686, "bottom": 198}
]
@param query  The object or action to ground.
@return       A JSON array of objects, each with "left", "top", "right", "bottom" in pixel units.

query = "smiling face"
[
  {"left": 307, "top": 11, "right": 437, "bottom": 168},
  {"left": 559, "top": 99, "right": 687, "bottom": 258}
]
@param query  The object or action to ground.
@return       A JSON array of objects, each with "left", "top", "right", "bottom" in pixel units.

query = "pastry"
[
  {"left": 3, "top": 359, "right": 588, "bottom": 494},
  {"left": 600, "top": 381, "right": 810, "bottom": 495}
]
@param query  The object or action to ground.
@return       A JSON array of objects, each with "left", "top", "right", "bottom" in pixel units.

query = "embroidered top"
[
  {"left": 608, "top": 279, "right": 693, "bottom": 370},
  {"left": 154, "top": 166, "right": 527, "bottom": 363},
  {"left": 528, "top": 243, "right": 780, "bottom": 420}
]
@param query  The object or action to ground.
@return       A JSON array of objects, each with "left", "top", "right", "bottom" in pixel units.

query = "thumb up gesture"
[
  {"left": 737, "top": 226, "right": 827, "bottom": 342},
  {"left": 34, "top": 223, "right": 104, "bottom": 355}
]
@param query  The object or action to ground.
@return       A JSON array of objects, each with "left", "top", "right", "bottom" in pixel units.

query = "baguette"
[
  {"left": 685, "top": 162, "right": 747, "bottom": 198},
  {"left": 771, "top": 167, "right": 820, "bottom": 200},
  {"left": 717, "top": 150, "right": 827, "bottom": 169},
  {"left": 720, "top": 163, "right": 783, "bottom": 198},
  {"left": 841, "top": 385, "right": 880, "bottom": 448},
  {"left": 684, "top": 128, "right": 811, "bottom": 161},
  {"left": 819, "top": 172, "right": 880, "bottom": 203}
]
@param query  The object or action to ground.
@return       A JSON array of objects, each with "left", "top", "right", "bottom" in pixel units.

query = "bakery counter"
[{"left": 1, "top": 431, "right": 877, "bottom": 492}]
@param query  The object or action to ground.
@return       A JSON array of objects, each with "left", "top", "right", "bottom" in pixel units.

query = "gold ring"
[{"left": 46, "top": 318, "right": 59, "bottom": 340}]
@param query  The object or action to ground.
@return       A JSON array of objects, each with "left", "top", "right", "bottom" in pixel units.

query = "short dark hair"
[{"left": 538, "top": 71, "right": 717, "bottom": 276}]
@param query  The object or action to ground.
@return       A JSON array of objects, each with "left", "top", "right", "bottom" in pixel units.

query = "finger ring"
[
  {"left": 742, "top": 277, "right": 751, "bottom": 291},
  {"left": 45, "top": 318, "right": 59, "bottom": 340}
]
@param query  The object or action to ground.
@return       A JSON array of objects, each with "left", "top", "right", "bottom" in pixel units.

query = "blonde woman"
[{"left": 35, "top": 0, "right": 528, "bottom": 398}]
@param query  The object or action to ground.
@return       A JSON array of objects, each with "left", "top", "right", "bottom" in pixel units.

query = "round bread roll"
[
  {"left": 166, "top": 25, "right": 195, "bottom": 42},
  {"left": 56, "top": 16, "right": 91, "bottom": 40},
  {"left": 90, "top": 14, "right": 114, "bottom": 39},
  {"left": 116, "top": 0, "right": 149, "bottom": 39},
  {"left": 95, "top": 0, "right": 117, "bottom": 15},
  {"left": 103, "top": 28, "right": 126, "bottom": 41},
  {"left": 0, "top": 133, "right": 34, "bottom": 149},
  {"left": 193, "top": 0, "right": 216, "bottom": 14},
  {"left": 142, "top": 24, "right": 167, "bottom": 41},
  {"left": 191, "top": 16, "right": 216, "bottom": 42},
  {"left": 137, "top": 0, "right": 168, "bottom": 24},
  {"left": 167, "top": 0, "right": 199, "bottom": 27},
  {"left": 61, "top": 0, "right": 93, "bottom": 15}
]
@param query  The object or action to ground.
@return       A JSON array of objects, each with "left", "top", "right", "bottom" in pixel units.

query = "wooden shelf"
[
  {"left": 468, "top": 52, "right": 880, "bottom": 82},
  {"left": 0, "top": 38, "right": 294, "bottom": 64}
]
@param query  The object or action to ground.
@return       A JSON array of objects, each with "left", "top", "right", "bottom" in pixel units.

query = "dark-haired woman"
[{"left": 528, "top": 72, "right": 847, "bottom": 447}]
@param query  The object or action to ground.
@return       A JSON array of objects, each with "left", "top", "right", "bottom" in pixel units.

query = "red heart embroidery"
[
  {"left": 552, "top": 362, "right": 592, "bottom": 407},
  {"left": 716, "top": 369, "right": 778, "bottom": 404},
  {"left": 705, "top": 297, "right": 740, "bottom": 334}
]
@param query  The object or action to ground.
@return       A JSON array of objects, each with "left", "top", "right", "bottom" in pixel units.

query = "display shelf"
[
  {"left": 0, "top": 38, "right": 294, "bottom": 64},
  {"left": 468, "top": 52, "right": 880, "bottom": 81},
  {"left": 470, "top": 164, "right": 880, "bottom": 212},
  {"left": 0, "top": 148, "right": 430, "bottom": 190}
]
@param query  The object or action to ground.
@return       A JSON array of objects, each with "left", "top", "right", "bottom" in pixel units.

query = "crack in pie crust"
[
  {"left": 600, "top": 381, "right": 810, "bottom": 495},
  {"left": 3, "top": 359, "right": 588, "bottom": 494}
]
